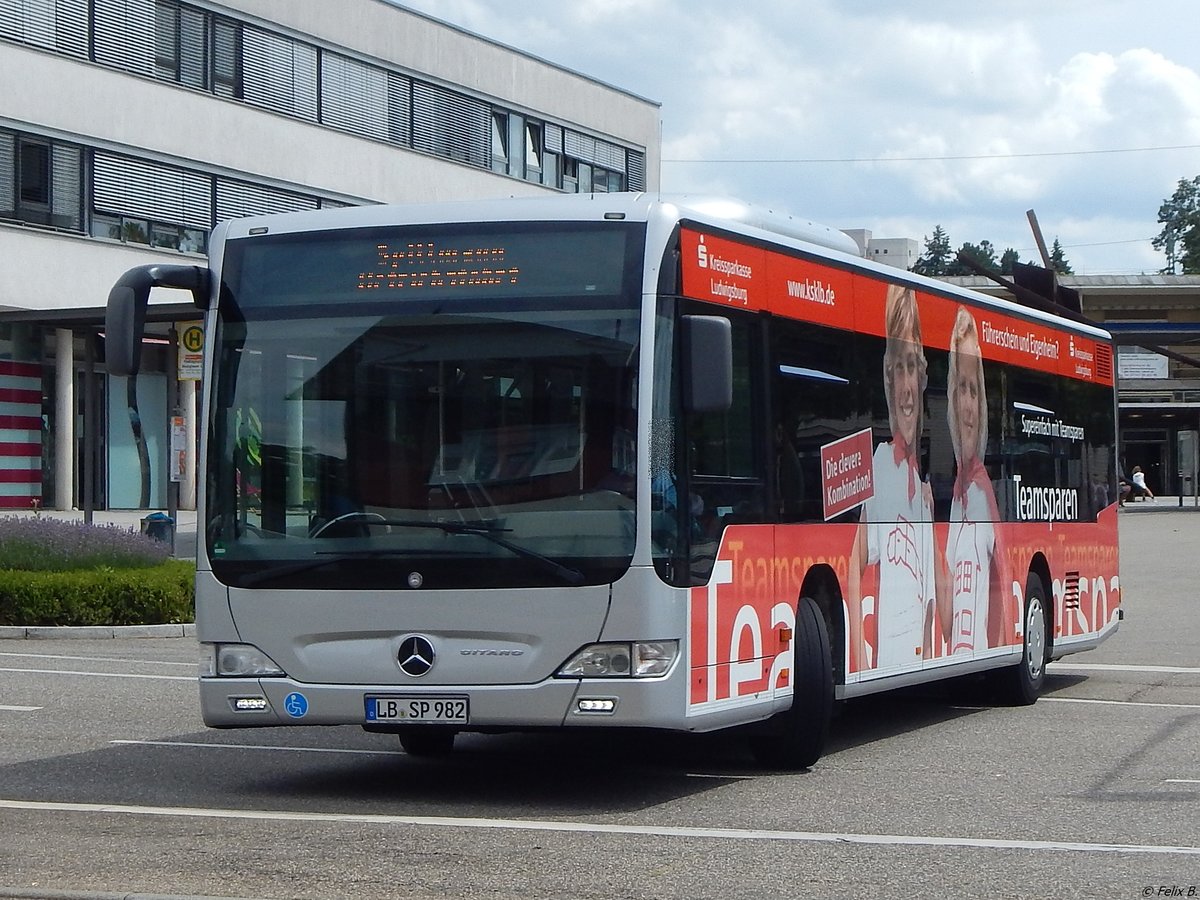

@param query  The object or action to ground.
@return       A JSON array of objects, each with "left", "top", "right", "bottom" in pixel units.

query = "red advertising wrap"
[
  {"left": 679, "top": 227, "right": 1113, "bottom": 387},
  {"left": 688, "top": 510, "right": 1120, "bottom": 711},
  {"left": 820, "top": 428, "right": 874, "bottom": 521},
  {"left": 679, "top": 224, "right": 1119, "bottom": 715}
]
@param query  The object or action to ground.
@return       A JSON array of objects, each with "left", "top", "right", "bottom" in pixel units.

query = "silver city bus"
[{"left": 105, "top": 194, "right": 1121, "bottom": 768}]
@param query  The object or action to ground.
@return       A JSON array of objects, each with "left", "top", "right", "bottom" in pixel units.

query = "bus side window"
[
  {"left": 771, "top": 319, "right": 863, "bottom": 522},
  {"left": 1001, "top": 370, "right": 1060, "bottom": 519}
]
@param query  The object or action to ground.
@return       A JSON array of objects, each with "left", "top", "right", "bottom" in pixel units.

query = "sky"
[{"left": 392, "top": 0, "right": 1200, "bottom": 276}]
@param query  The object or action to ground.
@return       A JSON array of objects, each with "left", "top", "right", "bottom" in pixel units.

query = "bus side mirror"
[
  {"left": 105, "top": 264, "right": 211, "bottom": 376},
  {"left": 682, "top": 314, "right": 732, "bottom": 414}
]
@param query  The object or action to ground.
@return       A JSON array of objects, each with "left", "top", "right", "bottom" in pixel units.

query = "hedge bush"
[
  {"left": 0, "top": 516, "right": 194, "bottom": 627},
  {"left": 0, "top": 560, "right": 195, "bottom": 626}
]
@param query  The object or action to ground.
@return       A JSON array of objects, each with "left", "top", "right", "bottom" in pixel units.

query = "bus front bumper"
[{"left": 197, "top": 670, "right": 756, "bottom": 733}]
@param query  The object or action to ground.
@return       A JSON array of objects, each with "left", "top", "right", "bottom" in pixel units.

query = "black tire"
[
  {"left": 995, "top": 573, "right": 1049, "bottom": 706},
  {"left": 749, "top": 596, "right": 834, "bottom": 770},
  {"left": 398, "top": 728, "right": 456, "bottom": 758}
]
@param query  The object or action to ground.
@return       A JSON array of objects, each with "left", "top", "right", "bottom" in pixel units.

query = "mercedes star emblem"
[{"left": 397, "top": 635, "right": 436, "bottom": 677}]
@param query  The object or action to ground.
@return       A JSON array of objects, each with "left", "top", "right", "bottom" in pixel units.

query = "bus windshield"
[{"left": 206, "top": 222, "right": 643, "bottom": 589}]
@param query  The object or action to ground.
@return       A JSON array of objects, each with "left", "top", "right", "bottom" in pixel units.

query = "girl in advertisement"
[
  {"left": 945, "top": 305, "right": 1016, "bottom": 653},
  {"left": 848, "top": 285, "right": 943, "bottom": 672}
]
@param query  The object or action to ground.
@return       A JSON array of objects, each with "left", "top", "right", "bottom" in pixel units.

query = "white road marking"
[
  {"left": 0, "top": 705, "right": 41, "bottom": 712},
  {"left": 111, "top": 739, "right": 400, "bottom": 756},
  {"left": 1043, "top": 697, "right": 1200, "bottom": 710},
  {"left": 112, "top": 740, "right": 760, "bottom": 779},
  {"left": 1164, "top": 779, "right": 1200, "bottom": 785},
  {"left": 0, "top": 666, "right": 193, "bottom": 682},
  {"left": 0, "top": 651, "right": 193, "bottom": 667},
  {"left": 1048, "top": 662, "right": 1200, "bottom": 675},
  {"left": 0, "top": 798, "right": 1197, "bottom": 857}
]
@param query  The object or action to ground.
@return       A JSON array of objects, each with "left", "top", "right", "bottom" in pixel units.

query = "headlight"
[
  {"left": 557, "top": 641, "right": 678, "bottom": 678},
  {"left": 201, "top": 643, "right": 286, "bottom": 677}
]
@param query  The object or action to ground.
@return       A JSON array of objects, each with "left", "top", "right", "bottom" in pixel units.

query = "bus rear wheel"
[
  {"left": 749, "top": 596, "right": 833, "bottom": 770},
  {"left": 398, "top": 728, "right": 456, "bottom": 758},
  {"left": 995, "top": 573, "right": 1049, "bottom": 706}
]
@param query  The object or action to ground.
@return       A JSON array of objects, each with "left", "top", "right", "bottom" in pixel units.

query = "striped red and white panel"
[{"left": 0, "top": 360, "right": 43, "bottom": 509}]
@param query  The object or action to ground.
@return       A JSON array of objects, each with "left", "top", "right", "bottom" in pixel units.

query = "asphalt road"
[{"left": 0, "top": 509, "right": 1197, "bottom": 899}]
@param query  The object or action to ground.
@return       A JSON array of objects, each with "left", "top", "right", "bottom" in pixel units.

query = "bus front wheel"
[{"left": 749, "top": 595, "right": 833, "bottom": 770}]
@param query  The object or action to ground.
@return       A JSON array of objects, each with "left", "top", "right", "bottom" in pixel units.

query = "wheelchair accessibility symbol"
[{"left": 283, "top": 692, "right": 309, "bottom": 718}]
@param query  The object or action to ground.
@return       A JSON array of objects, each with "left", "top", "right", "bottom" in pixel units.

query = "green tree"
[
  {"left": 1153, "top": 176, "right": 1200, "bottom": 274},
  {"left": 1049, "top": 238, "right": 1073, "bottom": 275},
  {"left": 913, "top": 225, "right": 952, "bottom": 275},
  {"left": 999, "top": 248, "right": 1020, "bottom": 275},
  {"left": 948, "top": 240, "right": 998, "bottom": 275}
]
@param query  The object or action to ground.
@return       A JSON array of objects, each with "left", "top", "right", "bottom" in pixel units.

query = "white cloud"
[{"left": 391, "top": 0, "right": 1200, "bottom": 273}]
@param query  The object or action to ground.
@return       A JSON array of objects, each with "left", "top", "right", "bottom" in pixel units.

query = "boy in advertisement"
[
  {"left": 848, "top": 285, "right": 943, "bottom": 672},
  {"left": 945, "top": 306, "right": 1015, "bottom": 654}
]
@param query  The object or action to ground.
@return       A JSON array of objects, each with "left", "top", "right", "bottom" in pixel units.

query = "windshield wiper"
[
  {"left": 240, "top": 515, "right": 586, "bottom": 587},
  {"left": 380, "top": 518, "right": 586, "bottom": 586}
]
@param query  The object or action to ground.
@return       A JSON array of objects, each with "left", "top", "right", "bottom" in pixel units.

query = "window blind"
[
  {"left": 412, "top": 81, "right": 489, "bottom": 167},
  {"left": 51, "top": 143, "right": 82, "bottom": 229},
  {"left": 321, "top": 52, "right": 388, "bottom": 140},
  {"left": 0, "top": 130, "right": 14, "bottom": 216},
  {"left": 93, "top": 151, "right": 211, "bottom": 229},
  {"left": 387, "top": 72, "right": 412, "bottom": 145},
  {"left": 215, "top": 178, "right": 317, "bottom": 222},
  {"left": 93, "top": 0, "right": 155, "bottom": 74},
  {"left": 242, "top": 25, "right": 318, "bottom": 121},
  {"left": 0, "top": 0, "right": 86, "bottom": 56}
]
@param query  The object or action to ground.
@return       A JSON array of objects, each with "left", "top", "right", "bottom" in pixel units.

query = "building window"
[
  {"left": 321, "top": 51, "right": 389, "bottom": 140},
  {"left": 212, "top": 16, "right": 241, "bottom": 98},
  {"left": 0, "top": 130, "right": 82, "bottom": 229},
  {"left": 154, "top": 0, "right": 179, "bottom": 79},
  {"left": 386, "top": 72, "right": 411, "bottom": 145},
  {"left": 4, "top": 125, "right": 336, "bottom": 251},
  {"left": 93, "top": 0, "right": 155, "bottom": 76},
  {"left": 524, "top": 121, "right": 543, "bottom": 182},
  {"left": 90, "top": 149, "right": 327, "bottom": 254},
  {"left": 506, "top": 112, "right": 525, "bottom": 177},
  {"left": 412, "top": 81, "right": 489, "bottom": 166},
  {"left": 0, "top": 0, "right": 88, "bottom": 57},
  {"left": 241, "top": 25, "right": 318, "bottom": 121},
  {"left": 19, "top": 140, "right": 49, "bottom": 208},
  {"left": 491, "top": 112, "right": 508, "bottom": 173},
  {"left": 119, "top": 217, "right": 148, "bottom": 244},
  {"left": 0, "top": 2, "right": 646, "bottom": 195},
  {"left": 154, "top": 0, "right": 209, "bottom": 89},
  {"left": 90, "top": 212, "right": 121, "bottom": 240}
]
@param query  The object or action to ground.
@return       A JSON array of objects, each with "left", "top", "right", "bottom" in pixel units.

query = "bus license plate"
[{"left": 364, "top": 696, "right": 469, "bottom": 724}]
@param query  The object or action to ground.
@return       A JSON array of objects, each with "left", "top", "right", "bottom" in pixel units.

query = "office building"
[{"left": 0, "top": 0, "right": 661, "bottom": 510}]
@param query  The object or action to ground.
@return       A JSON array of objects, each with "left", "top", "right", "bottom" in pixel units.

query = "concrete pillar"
[
  {"left": 181, "top": 380, "right": 198, "bottom": 510},
  {"left": 54, "top": 328, "right": 74, "bottom": 511}
]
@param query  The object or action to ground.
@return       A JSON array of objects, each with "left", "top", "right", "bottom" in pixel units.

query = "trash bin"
[{"left": 141, "top": 511, "right": 175, "bottom": 545}]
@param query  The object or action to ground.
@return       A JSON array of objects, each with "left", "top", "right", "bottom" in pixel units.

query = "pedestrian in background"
[{"left": 1131, "top": 465, "right": 1155, "bottom": 501}]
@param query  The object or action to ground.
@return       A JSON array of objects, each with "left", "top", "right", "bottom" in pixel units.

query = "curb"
[
  {"left": 0, "top": 889, "right": 251, "bottom": 900},
  {"left": 0, "top": 623, "right": 196, "bottom": 641}
]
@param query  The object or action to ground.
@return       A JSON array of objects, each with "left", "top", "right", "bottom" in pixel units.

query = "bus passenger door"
[{"left": 679, "top": 307, "right": 781, "bottom": 708}]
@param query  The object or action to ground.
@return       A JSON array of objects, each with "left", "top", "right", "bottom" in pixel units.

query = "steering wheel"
[{"left": 309, "top": 511, "right": 390, "bottom": 538}]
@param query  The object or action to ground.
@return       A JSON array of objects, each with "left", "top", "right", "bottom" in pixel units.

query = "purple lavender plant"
[{"left": 0, "top": 516, "right": 170, "bottom": 570}]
